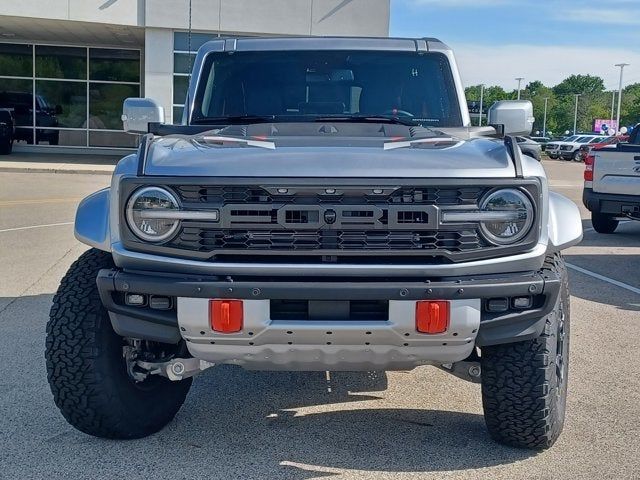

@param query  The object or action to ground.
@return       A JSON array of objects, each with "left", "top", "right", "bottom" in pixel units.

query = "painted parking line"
[
  {"left": 0, "top": 222, "right": 74, "bottom": 233},
  {"left": 567, "top": 263, "right": 640, "bottom": 295}
]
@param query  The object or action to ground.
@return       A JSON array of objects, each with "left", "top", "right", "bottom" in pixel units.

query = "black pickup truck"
[{"left": 0, "top": 109, "right": 15, "bottom": 155}]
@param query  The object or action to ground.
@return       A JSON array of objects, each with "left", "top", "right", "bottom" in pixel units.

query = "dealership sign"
[{"left": 593, "top": 119, "right": 618, "bottom": 134}]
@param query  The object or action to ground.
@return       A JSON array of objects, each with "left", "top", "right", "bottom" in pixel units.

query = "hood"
[{"left": 143, "top": 123, "right": 515, "bottom": 178}]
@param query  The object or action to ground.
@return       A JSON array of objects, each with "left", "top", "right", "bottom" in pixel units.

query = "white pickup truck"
[{"left": 583, "top": 124, "right": 640, "bottom": 233}]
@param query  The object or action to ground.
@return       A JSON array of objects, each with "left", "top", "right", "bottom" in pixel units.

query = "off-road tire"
[
  {"left": 46, "top": 248, "right": 192, "bottom": 439},
  {"left": 480, "top": 253, "right": 570, "bottom": 449},
  {"left": 591, "top": 212, "right": 619, "bottom": 234}
]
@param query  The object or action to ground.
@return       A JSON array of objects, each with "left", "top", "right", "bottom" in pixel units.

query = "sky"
[{"left": 390, "top": 0, "right": 640, "bottom": 91}]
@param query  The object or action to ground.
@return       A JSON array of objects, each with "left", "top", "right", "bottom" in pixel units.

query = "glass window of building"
[
  {"left": 89, "top": 83, "right": 139, "bottom": 130},
  {"left": 172, "top": 32, "right": 218, "bottom": 124},
  {"left": 89, "top": 48, "right": 140, "bottom": 83},
  {"left": 0, "top": 42, "right": 140, "bottom": 148},
  {"left": 0, "top": 43, "right": 33, "bottom": 77},
  {"left": 35, "top": 45, "right": 86, "bottom": 79}
]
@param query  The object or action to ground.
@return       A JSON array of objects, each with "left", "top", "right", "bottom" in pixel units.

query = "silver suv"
[{"left": 45, "top": 37, "right": 583, "bottom": 449}]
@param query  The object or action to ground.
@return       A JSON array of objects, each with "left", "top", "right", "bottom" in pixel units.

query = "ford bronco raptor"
[{"left": 46, "top": 37, "right": 583, "bottom": 449}]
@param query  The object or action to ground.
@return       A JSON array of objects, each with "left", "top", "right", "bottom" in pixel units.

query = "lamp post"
[
  {"left": 478, "top": 84, "right": 485, "bottom": 127},
  {"left": 515, "top": 77, "right": 524, "bottom": 100},
  {"left": 610, "top": 91, "right": 616, "bottom": 131},
  {"left": 615, "top": 63, "right": 629, "bottom": 133},
  {"left": 573, "top": 94, "right": 581, "bottom": 135},
  {"left": 543, "top": 97, "right": 549, "bottom": 138}
]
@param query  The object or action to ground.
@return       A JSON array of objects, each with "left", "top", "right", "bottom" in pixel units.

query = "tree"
[
  {"left": 465, "top": 85, "right": 509, "bottom": 125},
  {"left": 520, "top": 81, "right": 558, "bottom": 134},
  {"left": 621, "top": 83, "right": 640, "bottom": 127},
  {"left": 552, "top": 74, "right": 605, "bottom": 96},
  {"left": 463, "top": 74, "right": 627, "bottom": 135}
]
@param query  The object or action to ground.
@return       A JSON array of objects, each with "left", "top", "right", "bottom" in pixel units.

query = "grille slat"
[
  {"left": 171, "top": 229, "right": 482, "bottom": 252},
  {"left": 176, "top": 185, "right": 484, "bottom": 206}
]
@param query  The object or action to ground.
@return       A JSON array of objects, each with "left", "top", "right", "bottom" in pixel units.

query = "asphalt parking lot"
[{"left": 0, "top": 160, "right": 638, "bottom": 480}]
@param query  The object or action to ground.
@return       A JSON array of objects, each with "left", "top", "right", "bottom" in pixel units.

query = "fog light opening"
[
  {"left": 512, "top": 296, "right": 533, "bottom": 309},
  {"left": 125, "top": 293, "right": 147, "bottom": 307}
]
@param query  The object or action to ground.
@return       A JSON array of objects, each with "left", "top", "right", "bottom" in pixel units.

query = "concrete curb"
[{"left": 0, "top": 166, "right": 114, "bottom": 175}]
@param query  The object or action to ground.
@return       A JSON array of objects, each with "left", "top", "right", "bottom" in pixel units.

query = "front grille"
[
  {"left": 163, "top": 184, "right": 490, "bottom": 255},
  {"left": 121, "top": 179, "right": 541, "bottom": 262},
  {"left": 171, "top": 228, "right": 483, "bottom": 252}
]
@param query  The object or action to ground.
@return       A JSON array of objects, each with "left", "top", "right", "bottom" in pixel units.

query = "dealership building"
[{"left": 0, "top": 0, "right": 390, "bottom": 151}]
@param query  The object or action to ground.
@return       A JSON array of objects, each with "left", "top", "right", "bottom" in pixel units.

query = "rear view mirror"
[
  {"left": 122, "top": 98, "right": 164, "bottom": 134},
  {"left": 488, "top": 100, "right": 534, "bottom": 136}
]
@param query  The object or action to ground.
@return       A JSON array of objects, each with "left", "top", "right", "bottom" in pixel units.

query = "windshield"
[
  {"left": 564, "top": 136, "right": 579, "bottom": 142},
  {"left": 191, "top": 50, "right": 463, "bottom": 128}
]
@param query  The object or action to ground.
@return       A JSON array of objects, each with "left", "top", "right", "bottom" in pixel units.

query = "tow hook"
[
  {"left": 438, "top": 361, "right": 482, "bottom": 384},
  {"left": 135, "top": 358, "right": 215, "bottom": 381}
]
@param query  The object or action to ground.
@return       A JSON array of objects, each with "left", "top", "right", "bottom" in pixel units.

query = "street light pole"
[
  {"left": 610, "top": 91, "right": 616, "bottom": 132},
  {"left": 573, "top": 94, "right": 581, "bottom": 135},
  {"left": 515, "top": 77, "right": 524, "bottom": 100},
  {"left": 615, "top": 63, "right": 629, "bottom": 133},
  {"left": 478, "top": 84, "right": 485, "bottom": 127},
  {"left": 543, "top": 97, "right": 549, "bottom": 138}
]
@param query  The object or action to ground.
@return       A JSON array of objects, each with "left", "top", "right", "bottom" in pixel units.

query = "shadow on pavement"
[
  {"left": 1, "top": 294, "right": 537, "bottom": 479},
  {"left": 566, "top": 254, "right": 640, "bottom": 313},
  {"left": 578, "top": 218, "right": 640, "bottom": 248},
  {"left": 156, "top": 365, "right": 536, "bottom": 477}
]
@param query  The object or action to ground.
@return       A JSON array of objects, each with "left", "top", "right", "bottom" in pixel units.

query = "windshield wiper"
[
  {"left": 313, "top": 115, "right": 419, "bottom": 126},
  {"left": 191, "top": 114, "right": 421, "bottom": 127},
  {"left": 191, "top": 115, "right": 277, "bottom": 125}
]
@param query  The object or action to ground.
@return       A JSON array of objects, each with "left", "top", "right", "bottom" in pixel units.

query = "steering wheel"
[{"left": 383, "top": 109, "right": 414, "bottom": 118}]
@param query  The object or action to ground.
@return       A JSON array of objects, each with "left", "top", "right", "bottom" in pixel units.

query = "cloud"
[
  {"left": 453, "top": 43, "right": 640, "bottom": 89},
  {"left": 558, "top": 8, "right": 640, "bottom": 26},
  {"left": 404, "top": 0, "right": 514, "bottom": 7}
]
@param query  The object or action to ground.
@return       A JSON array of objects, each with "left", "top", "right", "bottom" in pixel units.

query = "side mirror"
[
  {"left": 121, "top": 97, "right": 164, "bottom": 134},
  {"left": 55, "top": 104, "right": 63, "bottom": 115},
  {"left": 488, "top": 100, "right": 534, "bottom": 136}
]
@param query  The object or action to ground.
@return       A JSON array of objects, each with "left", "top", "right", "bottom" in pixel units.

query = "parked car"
[
  {"left": 530, "top": 135, "right": 551, "bottom": 150},
  {"left": 0, "top": 108, "right": 15, "bottom": 155},
  {"left": 577, "top": 135, "right": 629, "bottom": 162},
  {"left": 516, "top": 136, "right": 542, "bottom": 160},
  {"left": 546, "top": 135, "right": 581, "bottom": 159},
  {"left": 559, "top": 135, "right": 607, "bottom": 161},
  {"left": 0, "top": 91, "right": 60, "bottom": 145},
  {"left": 583, "top": 124, "right": 640, "bottom": 232},
  {"left": 45, "top": 36, "right": 583, "bottom": 450}
]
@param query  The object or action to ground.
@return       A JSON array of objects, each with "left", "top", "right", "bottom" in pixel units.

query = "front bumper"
[
  {"left": 583, "top": 188, "right": 640, "bottom": 217},
  {"left": 97, "top": 268, "right": 561, "bottom": 370}
]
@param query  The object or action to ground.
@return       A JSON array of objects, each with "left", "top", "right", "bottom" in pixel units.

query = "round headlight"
[
  {"left": 126, "top": 187, "right": 180, "bottom": 242},
  {"left": 479, "top": 188, "right": 534, "bottom": 245}
]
